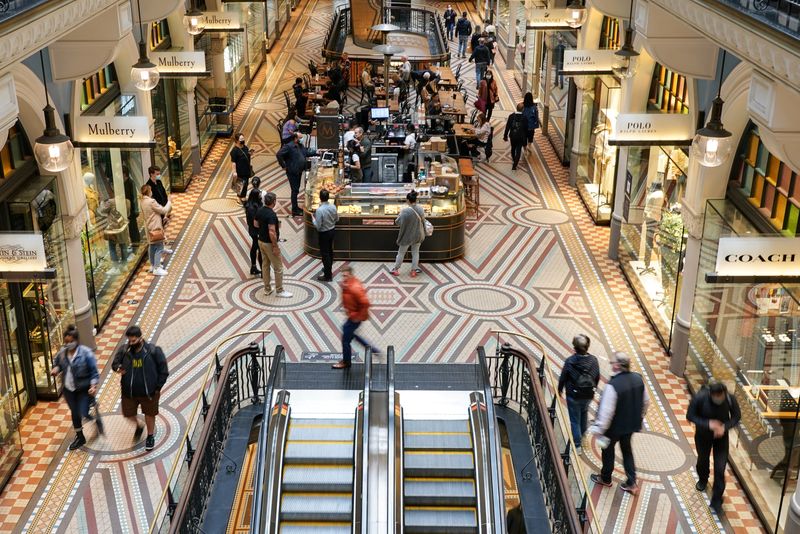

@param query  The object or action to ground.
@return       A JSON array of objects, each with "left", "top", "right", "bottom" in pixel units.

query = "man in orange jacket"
[{"left": 333, "top": 265, "right": 380, "bottom": 369}]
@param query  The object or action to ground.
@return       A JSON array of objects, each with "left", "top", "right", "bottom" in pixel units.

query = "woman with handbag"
[
  {"left": 231, "top": 133, "right": 255, "bottom": 201},
  {"left": 141, "top": 184, "right": 172, "bottom": 276},
  {"left": 477, "top": 70, "right": 500, "bottom": 120},
  {"left": 390, "top": 190, "right": 427, "bottom": 278},
  {"left": 244, "top": 189, "right": 263, "bottom": 276}
]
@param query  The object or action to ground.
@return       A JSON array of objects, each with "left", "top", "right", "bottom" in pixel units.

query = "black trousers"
[
  {"left": 695, "top": 431, "right": 729, "bottom": 505},
  {"left": 318, "top": 229, "right": 335, "bottom": 278},
  {"left": 239, "top": 173, "right": 251, "bottom": 198},
  {"left": 288, "top": 173, "right": 302, "bottom": 212},
  {"left": 250, "top": 235, "right": 262, "bottom": 269},
  {"left": 600, "top": 433, "right": 636, "bottom": 485},
  {"left": 62, "top": 388, "right": 90, "bottom": 431},
  {"left": 510, "top": 142, "right": 524, "bottom": 167}
]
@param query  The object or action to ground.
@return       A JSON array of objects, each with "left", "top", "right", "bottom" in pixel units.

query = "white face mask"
[{"left": 239, "top": 136, "right": 245, "bottom": 143}]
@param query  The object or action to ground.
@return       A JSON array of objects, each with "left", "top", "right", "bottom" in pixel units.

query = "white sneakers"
[
  {"left": 163, "top": 248, "right": 174, "bottom": 255},
  {"left": 275, "top": 290, "right": 293, "bottom": 298},
  {"left": 153, "top": 267, "right": 168, "bottom": 276}
]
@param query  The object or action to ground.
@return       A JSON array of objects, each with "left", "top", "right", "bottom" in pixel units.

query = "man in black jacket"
[
  {"left": 558, "top": 334, "right": 600, "bottom": 454},
  {"left": 468, "top": 38, "right": 491, "bottom": 86},
  {"left": 589, "top": 351, "right": 649, "bottom": 495},
  {"left": 455, "top": 12, "right": 472, "bottom": 57},
  {"left": 112, "top": 325, "right": 169, "bottom": 451},
  {"left": 277, "top": 133, "right": 313, "bottom": 216},
  {"left": 687, "top": 379, "right": 741, "bottom": 513},
  {"left": 504, "top": 103, "right": 528, "bottom": 170},
  {"left": 145, "top": 166, "right": 168, "bottom": 208}
]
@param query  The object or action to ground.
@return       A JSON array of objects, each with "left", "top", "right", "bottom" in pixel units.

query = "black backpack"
[
  {"left": 509, "top": 114, "right": 526, "bottom": 141},
  {"left": 572, "top": 361, "right": 596, "bottom": 400}
]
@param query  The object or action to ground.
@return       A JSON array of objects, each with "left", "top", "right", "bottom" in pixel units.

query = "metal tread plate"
[
  {"left": 404, "top": 419, "right": 470, "bottom": 433},
  {"left": 280, "top": 493, "right": 353, "bottom": 521},
  {"left": 282, "top": 465, "right": 354, "bottom": 491}
]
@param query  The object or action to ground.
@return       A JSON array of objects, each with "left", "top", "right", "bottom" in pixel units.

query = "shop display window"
[
  {"left": 247, "top": 3, "right": 266, "bottom": 78},
  {"left": 497, "top": 0, "right": 510, "bottom": 44},
  {"left": 618, "top": 146, "right": 688, "bottom": 349},
  {"left": 81, "top": 64, "right": 119, "bottom": 112},
  {"left": 687, "top": 199, "right": 800, "bottom": 533},
  {"left": 152, "top": 80, "right": 193, "bottom": 191},
  {"left": 599, "top": 16, "right": 620, "bottom": 50},
  {"left": 730, "top": 123, "right": 800, "bottom": 237},
  {"left": 648, "top": 64, "right": 689, "bottom": 114},
  {"left": 575, "top": 76, "right": 620, "bottom": 224},
  {"left": 224, "top": 32, "right": 248, "bottom": 108}
]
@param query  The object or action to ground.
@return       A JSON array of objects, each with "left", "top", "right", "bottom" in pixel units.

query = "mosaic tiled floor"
[{"left": 0, "top": 1, "right": 766, "bottom": 533}]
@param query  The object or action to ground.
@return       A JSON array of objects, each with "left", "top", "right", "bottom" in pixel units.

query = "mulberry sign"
[
  {"left": 151, "top": 52, "right": 207, "bottom": 75},
  {"left": 74, "top": 116, "right": 151, "bottom": 146},
  {"left": 561, "top": 50, "right": 622, "bottom": 75},
  {"left": 0, "top": 233, "right": 54, "bottom": 279},
  {"left": 715, "top": 237, "right": 800, "bottom": 278},
  {"left": 608, "top": 113, "right": 693, "bottom": 146},
  {"left": 201, "top": 11, "right": 242, "bottom": 31}
]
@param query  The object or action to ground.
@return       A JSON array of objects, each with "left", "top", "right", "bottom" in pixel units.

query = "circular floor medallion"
[
  {"left": 83, "top": 413, "right": 168, "bottom": 455},
  {"left": 251, "top": 101, "right": 286, "bottom": 111},
  {"left": 436, "top": 283, "right": 536, "bottom": 317},
  {"left": 199, "top": 197, "right": 246, "bottom": 215},
  {"left": 598, "top": 432, "right": 691, "bottom": 475},
  {"left": 512, "top": 207, "right": 571, "bottom": 227},
  {"left": 237, "top": 278, "right": 337, "bottom": 313}
]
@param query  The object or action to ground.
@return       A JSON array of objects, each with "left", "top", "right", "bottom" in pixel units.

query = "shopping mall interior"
[{"left": 0, "top": 0, "right": 797, "bottom": 532}]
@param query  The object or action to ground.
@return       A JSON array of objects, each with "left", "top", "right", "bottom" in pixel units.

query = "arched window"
[
  {"left": 648, "top": 64, "right": 689, "bottom": 114},
  {"left": 0, "top": 121, "right": 34, "bottom": 181}
]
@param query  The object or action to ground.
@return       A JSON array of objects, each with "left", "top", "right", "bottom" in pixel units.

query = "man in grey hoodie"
[{"left": 390, "top": 190, "right": 426, "bottom": 277}]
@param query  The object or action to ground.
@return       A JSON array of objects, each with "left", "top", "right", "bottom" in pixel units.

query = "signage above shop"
[
  {"left": 608, "top": 113, "right": 693, "bottom": 146},
  {"left": 526, "top": 9, "right": 582, "bottom": 29},
  {"left": 0, "top": 233, "right": 55, "bottom": 280},
  {"left": 561, "top": 50, "right": 623, "bottom": 75},
  {"left": 201, "top": 11, "right": 242, "bottom": 32},
  {"left": 150, "top": 51, "right": 210, "bottom": 77},
  {"left": 73, "top": 116, "right": 154, "bottom": 148},
  {"left": 708, "top": 237, "right": 800, "bottom": 282}
]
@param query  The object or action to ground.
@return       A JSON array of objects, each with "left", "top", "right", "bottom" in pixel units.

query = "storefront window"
[
  {"left": 150, "top": 19, "right": 170, "bottom": 50},
  {"left": 619, "top": 146, "right": 689, "bottom": 348},
  {"left": 152, "top": 80, "right": 193, "bottom": 191},
  {"left": 497, "top": 0, "right": 510, "bottom": 44},
  {"left": 225, "top": 32, "right": 248, "bottom": 107},
  {"left": 649, "top": 64, "right": 689, "bottom": 114},
  {"left": 687, "top": 198, "right": 800, "bottom": 533},
  {"left": 194, "top": 34, "right": 219, "bottom": 159},
  {"left": 265, "top": 0, "right": 279, "bottom": 48},
  {"left": 247, "top": 2, "right": 266, "bottom": 78},
  {"left": 599, "top": 16, "right": 620, "bottom": 50},
  {"left": 81, "top": 64, "right": 118, "bottom": 111},
  {"left": 575, "top": 75, "right": 620, "bottom": 224},
  {"left": 0, "top": 123, "right": 33, "bottom": 181}
]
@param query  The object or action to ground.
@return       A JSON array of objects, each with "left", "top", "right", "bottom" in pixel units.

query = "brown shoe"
[{"left": 332, "top": 360, "right": 351, "bottom": 369}]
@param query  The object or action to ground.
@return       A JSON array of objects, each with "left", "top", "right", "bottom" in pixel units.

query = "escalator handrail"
[
  {"left": 477, "top": 346, "right": 507, "bottom": 534},
  {"left": 387, "top": 346, "right": 402, "bottom": 534},
  {"left": 250, "top": 346, "right": 287, "bottom": 534},
  {"left": 353, "top": 347, "right": 372, "bottom": 534}
]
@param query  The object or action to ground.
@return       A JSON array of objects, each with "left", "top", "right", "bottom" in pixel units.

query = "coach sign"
[
  {"left": 608, "top": 113, "right": 693, "bottom": 146},
  {"left": 561, "top": 50, "right": 622, "bottom": 75},
  {"left": 714, "top": 237, "right": 800, "bottom": 279},
  {"left": 74, "top": 116, "right": 152, "bottom": 147}
]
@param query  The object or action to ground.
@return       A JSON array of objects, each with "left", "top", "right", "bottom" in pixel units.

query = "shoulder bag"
[{"left": 412, "top": 206, "right": 433, "bottom": 237}]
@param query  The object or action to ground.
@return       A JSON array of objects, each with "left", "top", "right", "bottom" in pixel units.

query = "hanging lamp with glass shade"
[
  {"left": 130, "top": 0, "right": 160, "bottom": 91},
  {"left": 33, "top": 52, "right": 74, "bottom": 173},
  {"left": 183, "top": 2, "right": 205, "bottom": 35},
  {"left": 692, "top": 51, "right": 733, "bottom": 167},
  {"left": 566, "top": 1, "right": 588, "bottom": 29}
]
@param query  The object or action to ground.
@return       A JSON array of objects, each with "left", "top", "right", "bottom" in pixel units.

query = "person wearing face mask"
[
  {"left": 51, "top": 326, "right": 101, "bottom": 451},
  {"left": 687, "top": 379, "right": 741, "bottom": 514},
  {"left": 231, "top": 133, "right": 255, "bottom": 201},
  {"left": 112, "top": 325, "right": 170, "bottom": 452},
  {"left": 146, "top": 166, "right": 168, "bottom": 208},
  {"left": 444, "top": 5, "right": 457, "bottom": 40},
  {"left": 477, "top": 69, "right": 499, "bottom": 120}
]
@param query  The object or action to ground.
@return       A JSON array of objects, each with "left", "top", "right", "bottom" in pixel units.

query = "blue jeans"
[
  {"left": 63, "top": 388, "right": 91, "bottom": 430},
  {"left": 458, "top": 35, "right": 468, "bottom": 56},
  {"left": 342, "top": 319, "right": 373, "bottom": 364},
  {"left": 108, "top": 240, "right": 129, "bottom": 262},
  {"left": 475, "top": 63, "right": 487, "bottom": 85},
  {"left": 148, "top": 241, "right": 164, "bottom": 270},
  {"left": 446, "top": 24, "right": 454, "bottom": 40},
  {"left": 566, "top": 396, "right": 591, "bottom": 447}
]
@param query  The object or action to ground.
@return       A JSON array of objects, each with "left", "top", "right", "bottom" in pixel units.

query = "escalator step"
[
  {"left": 280, "top": 493, "right": 353, "bottom": 521},
  {"left": 404, "top": 478, "right": 476, "bottom": 506},
  {"left": 404, "top": 432, "right": 473, "bottom": 450},
  {"left": 404, "top": 506, "right": 478, "bottom": 533},
  {"left": 284, "top": 441, "right": 354, "bottom": 464},
  {"left": 289, "top": 419, "right": 354, "bottom": 429},
  {"left": 280, "top": 523, "right": 351, "bottom": 534},
  {"left": 288, "top": 422, "right": 354, "bottom": 442},
  {"left": 404, "top": 451, "right": 475, "bottom": 477},
  {"left": 404, "top": 419, "right": 469, "bottom": 434},
  {"left": 282, "top": 465, "right": 354, "bottom": 492}
]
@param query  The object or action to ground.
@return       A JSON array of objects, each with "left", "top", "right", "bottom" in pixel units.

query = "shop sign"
[
  {"left": 74, "top": 116, "right": 151, "bottom": 146},
  {"left": 608, "top": 113, "right": 693, "bottom": 146},
  {"left": 150, "top": 52, "right": 207, "bottom": 76},
  {"left": 201, "top": 11, "right": 242, "bottom": 31},
  {"left": 715, "top": 237, "right": 800, "bottom": 278},
  {"left": 0, "top": 233, "right": 54, "bottom": 279},
  {"left": 561, "top": 50, "right": 622, "bottom": 75},
  {"left": 526, "top": 9, "right": 582, "bottom": 29}
]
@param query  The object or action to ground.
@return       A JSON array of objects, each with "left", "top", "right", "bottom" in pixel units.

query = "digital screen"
[{"left": 371, "top": 107, "right": 390, "bottom": 119}]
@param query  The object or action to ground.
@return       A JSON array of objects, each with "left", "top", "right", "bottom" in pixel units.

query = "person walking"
[
  {"left": 50, "top": 326, "right": 101, "bottom": 451},
  {"left": 478, "top": 69, "right": 499, "bottom": 120},
  {"left": 504, "top": 103, "right": 528, "bottom": 170},
  {"left": 255, "top": 191, "right": 293, "bottom": 298},
  {"left": 469, "top": 38, "right": 491, "bottom": 86},
  {"left": 522, "top": 92, "right": 540, "bottom": 147},
  {"left": 444, "top": 5, "right": 457, "bottom": 40},
  {"left": 589, "top": 352, "right": 650, "bottom": 495},
  {"left": 277, "top": 132, "right": 312, "bottom": 216},
  {"left": 687, "top": 379, "right": 741, "bottom": 514},
  {"left": 470, "top": 25, "right": 482, "bottom": 55},
  {"left": 455, "top": 13, "right": 472, "bottom": 58},
  {"left": 111, "top": 325, "right": 169, "bottom": 452},
  {"left": 333, "top": 265, "right": 379, "bottom": 369},
  {"left": 145, "top": 166, "right": 168, "bottom": 209},
  {"left": 557, "top": 334, "right": 600, "bottom": 454},
  {"left": 141, "top": 184, "right": 172, "bottom": 275},
  {"left": 231, "top": 133, "right": 255, "bottom": 201},
  {"left": 244, "top": 189, "right": 262, "bottom": 276},
  {"left": 313, "top": 189, "right": 339, "bottom": 282},
  {"left": 390, "top": 190, "right": 426, "bottom": 277}
]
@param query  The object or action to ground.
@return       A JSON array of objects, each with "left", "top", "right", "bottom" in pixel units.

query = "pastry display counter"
[{"left": 303, "top": 155, "right": 466, "bottom": 261}]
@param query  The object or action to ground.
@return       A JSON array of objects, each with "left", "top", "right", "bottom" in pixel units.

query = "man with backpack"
[
  {"left": 455, "top": 12, "right": 472, "bottom": 58},
  {"left": 558, "top": 334, "right": 600, "bottom": 454},
  {"left": 503, "top": 103, "right": 529, "bottom": 170}
]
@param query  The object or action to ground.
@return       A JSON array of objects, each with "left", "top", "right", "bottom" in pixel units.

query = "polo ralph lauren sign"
[
  {"left": 714, "top": 237, "right": 800, "bottom": 279},
  {"left": 74, "top": 116, "right": 151, "bottom": 146},
  {"left": 561, "top": 50, "right": 622, "bottom": 75},
  {"left": 608, "top": 113, "right": 693, "bottom": 146}
]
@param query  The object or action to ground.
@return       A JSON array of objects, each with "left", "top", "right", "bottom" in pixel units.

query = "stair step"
[
  {"left": 280, "top": 493, "right": 353, "bottom": 522},
  {"left": 404, "top": 451, "right": 475, "bottom": 477},
  {"left": 288, "top": 421, "right": 354, "bottom": 442},
  {"left": 283, "top": 465, "right": 353, "bottom": 492},
  {"left": 404, "top": 432, "right": 472, "bottom": 450},
  {"left": 404, "top": 419, "right": 470, "bottom": 434},
  {"left": 285, "top": 441, "right": 354, "bottom": 464},
  {"left": 280, "top": 523, "right": 351, "bottom": 534},
  {"left": 404, "top": 506, "right": 478, "bottom": 533},
  {"left": 404, "top": 478, "right": 476, "bottom": 506}
]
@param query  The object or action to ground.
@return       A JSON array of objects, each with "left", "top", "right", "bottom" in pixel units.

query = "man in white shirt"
[
  {"left": 400, "top": 55, "right": 412, "bottom": 84},
  {"left": 342, "top": 126, "right": 357, "bottom": 147},
  {"left": 404, "top": 124, "right": 417, "bottom": 150}
]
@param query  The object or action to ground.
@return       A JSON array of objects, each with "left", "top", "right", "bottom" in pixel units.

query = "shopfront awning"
[{"left": 0, "top": 234, "right": 56, "bottom": 281}]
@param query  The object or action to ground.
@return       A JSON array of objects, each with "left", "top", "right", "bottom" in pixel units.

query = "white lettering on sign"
[
  {"left": 562, "top": 50, "right": 622, "bottom": 73},
  {"left": 0, "top": 234, "right": 47, "bottom": 272},
  {"left": 74, "top": 116, "right": 151, "bottom": 144},
  {"left": 716, "top": 237, "right": 800, "bottom": 277},
  {"left": 151, "top": 52, "right": 206, "bottom": 74},
  {"left": 201, "top": 11, "right": 241, "bottom": 30},
  {"left": 527, "top": 9, "right": 579, "bottom": 28},
  {"left": 608, "top": 113, "right": 693, "bottom": 145}
]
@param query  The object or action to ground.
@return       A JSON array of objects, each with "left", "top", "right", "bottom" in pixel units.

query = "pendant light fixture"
[
  {"left": 566, "top": 0, "right": 588, "bottom": 29},
  {"left": 130, "top": 0, "right": 160, "bottom": 91},
  {"left": 692, "top": 51, "right": 734, "bottom": 167},
  {"left": 183, "top": 0, "right": 205, "bottom": 35},
  {"left": 613, "top": 1, "right": 640, "bottom": 80},
  {"left": 33, "top": 51, "right": 74, "bottom": 173}
]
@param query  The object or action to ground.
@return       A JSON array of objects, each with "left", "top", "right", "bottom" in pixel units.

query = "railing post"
[
  {"left": 185, "top": 435, "right": 195, "bottom": 466},
  {"left": 499, "top": 343, "right": 512, "bottom": 406},
  {"left": 201, "top": 391, "right": 210, "bottom": 419},
  {"left": 549, "top": 395, "right": 557, "bottom": 426},
  {"left": 214, "top": 352, "right": 222, "bottom": 380},
  {"left": 577, "top": 492, "right": 588, "bottom": 529},
  {"left": 248, "top": 342, "right": 261, "bottom": 405},
  {"left": 561, "top": 442, "right": 571, "bottom": 474},
  {"left": 538, "top": 356, "right": 546, "bottom": 385},
  {"left": 167, "top": 486, "right": 177, "bottom": 519}
]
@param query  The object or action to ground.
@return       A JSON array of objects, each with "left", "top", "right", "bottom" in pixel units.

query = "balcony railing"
[
  {"left": 0, "top": 0, "right": 52, "bottom": 26},
  {"left": 711, "top": 0, "right": 800, "bottom": 39}
]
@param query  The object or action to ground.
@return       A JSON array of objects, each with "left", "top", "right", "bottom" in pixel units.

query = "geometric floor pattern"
[{"left": 0, "top": 1, "right": 765, "bottom": 533}]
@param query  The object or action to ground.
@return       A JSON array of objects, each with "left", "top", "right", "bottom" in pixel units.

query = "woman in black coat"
[{"left": 244, "top": 189, "right": 263, "bottom": 275}]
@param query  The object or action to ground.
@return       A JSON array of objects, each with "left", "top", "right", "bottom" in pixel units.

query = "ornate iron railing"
[
  {"left": 484, "top": 330, "right": 603, "bottom": 534},
  {"left": 148, "top": 331, "right": 275, "bottom": 534},
  {"left": 710, "top": 0, "right": 800, "bottom": 39}
]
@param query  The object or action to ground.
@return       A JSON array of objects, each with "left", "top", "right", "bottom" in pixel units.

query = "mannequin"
[
  {"left": 83, "top": 172, "right": 99, "bottom": 225},
  {"left": 592, "top": 124, "right": 611, "bottom": 186},
  {"left": 640, "top": 182, "right": 665, "bottom": 272}
]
